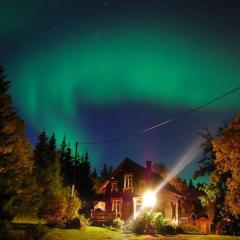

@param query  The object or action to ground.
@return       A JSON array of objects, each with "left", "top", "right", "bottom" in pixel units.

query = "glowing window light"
[{"left": 143, "top": 191, "right": 156, "bottom": 208}]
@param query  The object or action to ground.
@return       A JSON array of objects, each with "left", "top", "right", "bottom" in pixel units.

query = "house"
[
  {"left": 91, "top": 158, "right": 182, "bottom": 225},
  {"left": 196, "top": 217, "right": 211, "bottom": 234}
]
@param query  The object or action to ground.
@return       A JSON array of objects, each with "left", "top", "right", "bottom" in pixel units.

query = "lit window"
[
  {"left": 124, "top": 174, "right": 133, "bottom": 188},
  {"left": 112, "top": 199, "right": 121, "bottom": 217},
  {"left": 111, "top": 181, "right": 118, "bottom": 192},
  {"left": 136, "top": 198, "right": 142, "bottom": 212}
]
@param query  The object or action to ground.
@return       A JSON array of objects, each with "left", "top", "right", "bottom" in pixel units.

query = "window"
[
  {"left": 111, "top": 181, "right": 118, "bottom": 192},
  {"left": 112, "top": 199, "right": 121, "bottom": 217},
  {"left": 133, "top": 197, "right": 143, "bottom": 219},
  {"left": 171, "top": 203, "right": 176, "bottom": 219},
  {"left": 124, "top": 174, "right": 133, "bottom": 188},
  {"left": 156, "top": 199, "right": 165, "bottom": 215},
  {"left": 136, "top": 198, "right": 142, "bottom": 212},
  {"left": 139, "top": 179, "right": 144, "bottom": 188}
]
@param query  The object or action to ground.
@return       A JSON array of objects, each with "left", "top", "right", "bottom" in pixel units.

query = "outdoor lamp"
[{"left": 143, "top": 191, "right": 156, "bottom": 208}]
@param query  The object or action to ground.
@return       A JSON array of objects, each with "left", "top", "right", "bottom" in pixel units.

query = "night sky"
[{"left": 1, "top": 0, "right": 240, "bottom": 181}]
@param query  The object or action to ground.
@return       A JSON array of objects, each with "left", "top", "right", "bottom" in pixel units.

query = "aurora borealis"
[{"left": 1, "top": 0, "right": 240, "bottom": 180}]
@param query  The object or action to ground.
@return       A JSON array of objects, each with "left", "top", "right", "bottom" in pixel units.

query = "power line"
[{"left": 78, "top": 85, "right": 240, "bottom": 144}]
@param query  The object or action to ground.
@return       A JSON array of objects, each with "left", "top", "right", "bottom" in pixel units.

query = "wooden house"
[{"left": 91, "top": 158, "right": 182, "bottom": 225}]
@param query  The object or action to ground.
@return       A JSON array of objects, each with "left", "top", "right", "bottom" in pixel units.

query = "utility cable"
[{"left": 78, "top": 85, "right": 240, "bottom": 144}]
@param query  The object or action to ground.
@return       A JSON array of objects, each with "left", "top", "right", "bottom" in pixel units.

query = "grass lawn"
[
  {"left": 42, "top": 226, "right": 128, "bottom": 240},
  {"left": 42, "top": 226, "right": 240, "bottom": 240},
  {"left": 13, "top": 216, "right": 46, "bottom": 224},
  {"left": 190, "top": 236, "right": 240, "bottom": 240}
]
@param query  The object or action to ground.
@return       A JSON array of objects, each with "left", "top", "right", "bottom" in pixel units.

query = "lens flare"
[
  {"left": 143, "top": 191, "right": 157, "bottom": 208},
  {"left": 153, "top": 138, "right": 201, "bottom": 194},
  {"left": 126, "top": 138, "right": 201, "bottom": 224}
]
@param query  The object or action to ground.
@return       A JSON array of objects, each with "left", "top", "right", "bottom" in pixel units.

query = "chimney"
[{"left": 145, "top": 160, "right": 152, "bottom": 187}]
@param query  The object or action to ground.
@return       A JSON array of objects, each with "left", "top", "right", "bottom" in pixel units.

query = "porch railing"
[{"left": 91, "top": 210, "right": 116, "bottom": 222}]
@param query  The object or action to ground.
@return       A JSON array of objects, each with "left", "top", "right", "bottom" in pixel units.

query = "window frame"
[
  {"left": 111, "top": 198, "right": 122, "bottom": 218},
  {"left": 111, "top": 181, "right": 118, "bottom": 192},
  {"left": 124, "top": 174, "right": 133, "bottom": 188}
]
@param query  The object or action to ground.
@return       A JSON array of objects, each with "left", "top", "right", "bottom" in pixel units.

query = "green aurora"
[
  {"left": 1, "top": 0, "right": 240, "bottom": 180},
  {"left": 8, "top": 28, "right": 240, "bottom": 146}
]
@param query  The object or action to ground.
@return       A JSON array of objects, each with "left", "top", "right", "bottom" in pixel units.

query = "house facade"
[{"left": 91, "top": 158, "right": 182, "bottom": 225}]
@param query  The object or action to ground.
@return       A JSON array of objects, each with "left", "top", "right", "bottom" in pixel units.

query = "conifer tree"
[
  {"left": 91, "top": 168, "right": 101, "bottom": 193},
  {"left": 59, "top": 136, "right": 74, "bottom": 186},
  {"left": 0, "top": 66, "right": 18, "bottom": 221},
  {"left": 0, "top": 66, "right": 35, "bottom": 223},
  {"left": 46, "top": 133, "right": 62, "bottom": 195},
  {"left": 34, "top": 132, "right": 63, "bottom": 213},
  {"left": 34, "top": 131, "right": 81, "bottom": 226},
  {"left": 34, "top": 130, "right": 48, "bottom": 177},
  {"left": 100, "top": 163, "right": 113, "bottom": 180},
  {"left": 76, "top": 152, "right": 93, "bottom": 199}
]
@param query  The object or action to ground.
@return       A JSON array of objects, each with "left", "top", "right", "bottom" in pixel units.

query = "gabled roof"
[
  {"left": 97, "top": 157, "right": 181, "bottom": 197},
  {"left": 111, "top": 157, "right": 145, "bottom": 176},
  {"left": 97, "top": 158, "right": 144, "bottom": 193}
]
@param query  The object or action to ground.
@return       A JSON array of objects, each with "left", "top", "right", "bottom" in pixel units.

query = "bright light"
[{"left": 143, "top": 191, "right": 156, "bottom": 208}]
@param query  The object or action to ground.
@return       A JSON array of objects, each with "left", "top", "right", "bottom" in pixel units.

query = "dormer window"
[
  {"left": 111, "top": 181, "right": 118, "bottom": 192},
  {"left": 124, "top": 174, "right": 133, "bottom": 188}
]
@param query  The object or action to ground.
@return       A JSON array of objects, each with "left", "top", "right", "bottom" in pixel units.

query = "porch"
[{"left": 91, "top": 210, "right": 117, "bottom": 222}]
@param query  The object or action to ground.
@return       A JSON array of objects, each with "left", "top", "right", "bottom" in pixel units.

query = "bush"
[
  {"left": 66, "top": 218, "right": 82, "bottom": 229},
  {"left": 0, "top": 221, "right": 25, "bottom": 240},
  {"left": 66, "top": 215, "right": 90, "bottom": 229},
  {"left": 43, "top": 195, "right": 67, "bottom": 227},
  {"left": 43, "top": 188, "right": 81, "bottom": 228},
  {"left": 25, "top": 224, "right": 49, "bottom": 240},
  {"left": 153, "top": 213, "right": 176, "bottom": 234},
  {"left": 79, "top": 215, "right": 92, "bottom": 226},
  {"left": 64, "top": 189, "right": 81, "bottom": 220},
  {"left": 181, "top": 224, "right": 199, "bottom": 233},
  {"left": 130, "top": 211, "right": 176, "bottom": 235},
  {"left": 131, "top": 211, "right": 155, "bottom": 234},
  {"left": 112, "top": 218, "right": 124, "bottom": 230}
]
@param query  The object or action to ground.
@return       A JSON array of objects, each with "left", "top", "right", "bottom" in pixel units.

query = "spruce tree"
[
  {"left": 100, "top": 164, "right": 113, "bottom": 181},
  {"left": 91, "top": 168, "right": 101, "bottom": 193},
  {"left": 33, "top": 132, "right": 64, "bottom": 217},
  {"left": 33, "top": 131, "right": 82, "bottom": 226},
  {"left": 0, "top": 66, "right": 35, "bottom": 222},
  {"left": 76, "top": 152, "right": 93, "bottom": 198},
  {"left": 0, "top": 66, "right": 18, "bottom": 221},
  {"left": 46, "top": 133, "right": 62, "bottom": 196},
  {"left": 34, "top": 130, "right": 48, "bottom": 176},
  {"left": 59, "top": 136, "right": 74, "bottom": 186}
]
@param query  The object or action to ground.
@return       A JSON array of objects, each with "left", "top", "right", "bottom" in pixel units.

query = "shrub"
[
  {"left": 43, "top": 188, "right": 81, "bottom": 227},
  {"left": 131, "top": 210, "right": 155, "bottom": 234},
  {"left": 130, "top": 211, "right": 176, "bottom": 235},
  {"left": 64, "top": 189, "right": 81, "bottom": 220},
  {"left": 79, "top": 215, "right": 92, "bottom": 226},
  {"left": 153, "top": 213, "right": 176, "bottom": 234},
  {"left": 112, "top": 218, "right": 125, "bottom": 230},
  {"left": 66, "top": 218, "right": 82, "bottom": 229},
  {"left": 0, "top": 220, "right": 25, "bottom": 240},
  {"left": 25, "top": 224, "right": 49, "bottom": 240},
  {"left": 181, "top": 224, "right": 199, "bottom": 233},
  {"left": 43, "top": 195, "right": 68, "bottom": 227},
  {"left": 131, "top": 217, "right": 146, "bottom": 234}
]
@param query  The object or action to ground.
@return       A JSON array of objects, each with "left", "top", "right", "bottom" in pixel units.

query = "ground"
[{"left": 42, "top": 226, "right": 240, "bottom": 240}]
